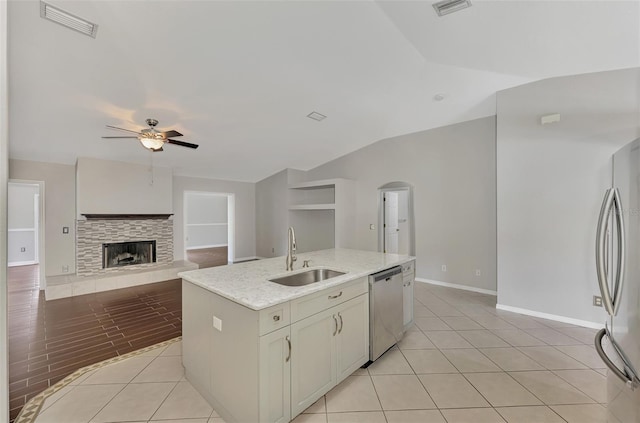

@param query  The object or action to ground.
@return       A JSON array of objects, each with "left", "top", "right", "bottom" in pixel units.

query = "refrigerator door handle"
[
  {"left": 611, "top": 188, "right": 625, "bottom": 315},
  {"left": 595, "top": 327, "right": 638, "bottom": 390},
  {"left": 596, "top": 188, "right": 616, "bottom": 316}
]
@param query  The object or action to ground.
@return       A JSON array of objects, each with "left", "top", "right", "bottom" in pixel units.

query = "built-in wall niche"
[{"left": 287, "top": 178, "right": 355, "bottom": 250}]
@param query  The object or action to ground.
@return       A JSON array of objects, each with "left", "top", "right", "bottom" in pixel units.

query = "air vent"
[
  {"left": 432, "top": 0, "right": 472, "bottom": 16},
  {"left": 40, "top": 1, "right": 98, "bottom": 38},
  {"left": 307, "top": 112, "right": 327, "bottom": 122}
]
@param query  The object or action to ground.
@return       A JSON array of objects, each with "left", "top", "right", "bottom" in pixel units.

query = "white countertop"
[{"left": 179, "top": 248, "right": 414, "bottom": 310}]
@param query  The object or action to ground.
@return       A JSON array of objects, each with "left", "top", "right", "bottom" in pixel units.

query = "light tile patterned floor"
[{"left": 28, "top": 282, "right": 607, "bottom": 423}]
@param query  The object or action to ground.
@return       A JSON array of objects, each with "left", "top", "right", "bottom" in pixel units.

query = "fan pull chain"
[{"left": 149, "top": 152, "right": 154, "bottom": 186}]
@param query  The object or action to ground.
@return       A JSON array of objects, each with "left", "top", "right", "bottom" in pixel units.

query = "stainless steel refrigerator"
[{"left": 595, "top": 138, "right": 640, "bottom": 423}]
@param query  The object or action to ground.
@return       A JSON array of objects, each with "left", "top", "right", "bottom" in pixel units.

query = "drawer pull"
[
  {"left": 272, "top": 315, "right": 280, "bottom": 322},
  {"left": 285, "top": 336, "right": 291, "bottom": 362},
  {"left": 338, "top": 313, "right": 343, "bottom": 334},
  {"left": 333, "top": 315, "right": 338, "bottom": 336},
  {"left": 328, "top": 291, "right": 343, "bottom": 300}
]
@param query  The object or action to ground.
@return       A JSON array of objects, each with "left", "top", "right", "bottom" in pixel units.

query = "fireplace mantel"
[{"left": 82, "top": 214, "right": 173, "bottom": 220}]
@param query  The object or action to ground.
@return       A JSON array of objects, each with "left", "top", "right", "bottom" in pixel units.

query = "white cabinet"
[
  {"left": 290, "top": 310, "right": 337, "bottom": 416},
  {"left": 259, "top": 326, "right": 291, "bottom": 423},
  {"left": 291, "top": 294, "right": 369, "bottom": 416},
  {"left": 402, "top": 260, "right": 415, "bottom": 331}
]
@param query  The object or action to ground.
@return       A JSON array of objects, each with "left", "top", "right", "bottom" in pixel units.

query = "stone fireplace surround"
[
  {"left": 77, "top": 216, "right": 173, "bottom": 276},
  {"left": 44, "top": 214, "right": 198, "bottom": 300}
]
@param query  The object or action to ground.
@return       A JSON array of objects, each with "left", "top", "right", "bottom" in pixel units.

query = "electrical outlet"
[
  {"left": 442, "top": 265, "right": 447, "bottom": 272},
  {"left": 593, "top": 296, "right": 603, "bottom": 307},
  {"left": 62, "top": 265, "right": 69, "bottom": 273},
  {"left": 62, "top": 226, "right": 69, "bottom": 234},
  {"left": 271, "top": 247, "right": 275, "bottom": 254},
  {"left": 370, "top": 224, "right": 376, "bottom": 230},
  {"left": 475, "top": 269, "right": 481, "bottom": 276},
  {"left": 213, "top": 316, "right": 222, "bottom": 331},
  {"left": 20, "top": 247, "right": 26, "bottom": 252}
]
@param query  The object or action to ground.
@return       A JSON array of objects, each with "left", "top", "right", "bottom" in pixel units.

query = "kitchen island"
[{"left": 179, "top": 248, "right": 414, "bottom": 423}]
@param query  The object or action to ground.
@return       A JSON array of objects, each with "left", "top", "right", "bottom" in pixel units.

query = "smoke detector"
[
  {"left": 433, "top": 0, "right": 472, "bottom": 17},
  {"left": 40, "top": 1, "right": 99, "bottom": 38}
]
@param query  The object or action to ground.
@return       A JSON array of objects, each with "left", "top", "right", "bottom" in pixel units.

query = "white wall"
[
  {"left": 185, "top": 192, "right": 228, "bottom": 249},
  {"left": 173, "top": 176, "right": 255, "bottom": 261},
  {"left": 255, "top": 169, "right": 289, "bottom": 258},
  {"left": 76, "top": 157, "right": 172, "bottom": 217},
  {"left": 0, "top": 0, "right": 9, "bottom": 417},
  {"left": 496, "top": 68, "right": 640, "bottom": 324},
  {"left": 256, "top": 117, "right": 498, "bottom": 291},
  {"left": 9, "top": 159, "right": 76, "bottom": 276},
  {"left": 7, "top": 184, "right": 38, "bottom": 264}
]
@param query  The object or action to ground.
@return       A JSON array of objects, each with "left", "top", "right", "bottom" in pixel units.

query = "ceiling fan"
[{"left": 102, "top": 118, "right": 199, "bottom": 152}]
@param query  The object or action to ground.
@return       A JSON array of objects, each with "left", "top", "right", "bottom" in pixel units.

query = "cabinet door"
[
  {"left": 335, "top": 294, "right": 369, "bottom": 383},
  {"left": 290, "top": 309, "right": 337, "bottom": 416},
  {"left": 259, "top": 326, "right": 291, "bottom": 423},
  {"left": 403, "top": 278, "right": 414, "bottom": 330}
]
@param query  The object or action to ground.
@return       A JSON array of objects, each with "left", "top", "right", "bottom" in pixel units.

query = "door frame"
[
  {"left": 8, "top": 179, "right": 46, "bottom": 289},
  {"left": 377, "top": 182, "right": 415, "bottom": 256},
  {"left": 183, "top": 190, "right": 235, "bottom": 264}
]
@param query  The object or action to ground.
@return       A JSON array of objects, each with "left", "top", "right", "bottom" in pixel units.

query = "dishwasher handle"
[{"left": 370, "top": 266, "right": 402, "bottom": 282}]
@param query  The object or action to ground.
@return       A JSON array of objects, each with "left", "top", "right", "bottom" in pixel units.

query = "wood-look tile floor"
[
  {"left": 7, "top": 265, "right": 182, "bottom": 422},
  {"left": 186, "top": 246, "right": 228, "bottom": 269}
]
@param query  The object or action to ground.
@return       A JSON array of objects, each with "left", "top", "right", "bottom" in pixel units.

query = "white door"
[
  {"left": 259, "top": 326, "right": 291, "bottom": 423},
  {"left": 384, "top": 192, "right": 399, "bottom": 253},
  {"left": 290, "top": 310, "right": 337, "bottom": 416},
  {"left": 335, "top": 294, "right": 369, "bottom": 383}
]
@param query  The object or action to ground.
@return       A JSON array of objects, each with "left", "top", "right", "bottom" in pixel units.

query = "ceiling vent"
[
  {"left": 432, "top": 0, "right": 472, "bottom": 16},
  {"left": 40, "top": 1, "right": 98, "bottom": 38},
  {"left": 307, "top": 112, "right": 327, "bottom": 122}
]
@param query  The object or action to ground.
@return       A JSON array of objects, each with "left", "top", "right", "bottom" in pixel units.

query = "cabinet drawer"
[
  {"left": 290, "top": 277, "right": 367, "bottom": 323},
  {"left": 401, "top": 261, "right": 414, "bottom": 275},
  {"left": 259, "top": 303, "right": 291, "bottom": 336}
]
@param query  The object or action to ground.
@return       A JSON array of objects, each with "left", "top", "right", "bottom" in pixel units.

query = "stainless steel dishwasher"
[{"left": 369, "top": 266, "right": 404, "bottom": 361}]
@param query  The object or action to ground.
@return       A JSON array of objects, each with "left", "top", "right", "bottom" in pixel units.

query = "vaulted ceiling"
[{"left": 8, "top": 0, "right": 640, "bottom": 182}]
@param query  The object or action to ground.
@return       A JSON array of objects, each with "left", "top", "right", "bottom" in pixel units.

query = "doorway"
[
  {"left": 8, "top": 180, "right": 45, "bottom": 288},
  {"left": 378, "top": 182, "right": 415, "bottom": 255},
  {"left": 184, "top": 191, "right": 235, "bottom": 268}
]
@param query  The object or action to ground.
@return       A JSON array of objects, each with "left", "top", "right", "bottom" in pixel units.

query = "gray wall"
[
  {"left": 7, "top": 183, "right": 38, "bottom": 264},
  {"left": 496, "top": 68, "right": 640, "bottom": 324},
  {"left": 255, "top": 169, "right": 289, "bottom": 258},
  {"left": 9, "top": 159, "right": 76, "bottom": 276},
  {"left": 173, "top": 175, "right": 256, "bottom": 261},
  {"left": 301, "top": 116, "right": 497, "bottom": 291},
  {"left": 1, "top": 1, "right": 9, "bottom": 417}
]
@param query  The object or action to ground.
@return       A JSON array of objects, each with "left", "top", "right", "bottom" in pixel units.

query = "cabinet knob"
[{"left": 273, "top": 315, "right": 280, "bottom": 322}]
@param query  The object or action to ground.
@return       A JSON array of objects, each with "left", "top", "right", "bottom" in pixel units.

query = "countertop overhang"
[{"left": 179, "top": 248, "right": 414, "bottom": 310}]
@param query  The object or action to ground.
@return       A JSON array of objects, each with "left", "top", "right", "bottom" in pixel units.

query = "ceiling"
[{"left": 8, "top": 0, "right": 640, "bottom": 182}]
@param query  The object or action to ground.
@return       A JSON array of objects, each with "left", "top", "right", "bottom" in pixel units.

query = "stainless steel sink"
[{"left": 269, "top": 269, "right": 346, "bottom": 287}]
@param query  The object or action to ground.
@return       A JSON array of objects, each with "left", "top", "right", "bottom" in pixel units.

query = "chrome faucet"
[{"left": 286, "top": 227, "right": 297, "bottom": 271}]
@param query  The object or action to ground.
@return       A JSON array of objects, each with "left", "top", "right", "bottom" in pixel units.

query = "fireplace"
[{"left": 102, "top": 240, "right": 156, "bottom": 269}]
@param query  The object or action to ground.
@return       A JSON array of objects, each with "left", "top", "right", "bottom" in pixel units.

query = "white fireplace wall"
[{"left": 77, "top": 219, "right": 173, "bottom": 276}]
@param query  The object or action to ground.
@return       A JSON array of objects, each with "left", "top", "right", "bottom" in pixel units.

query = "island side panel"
[
  {"left": 182, "top": 281, "right": 213, "bottom": 398},
  {"left": 182, "top": 280, "right": 260, "bottom": 423}
]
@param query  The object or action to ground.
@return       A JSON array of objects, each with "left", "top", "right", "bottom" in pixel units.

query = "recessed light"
[
  {"left": 432, "top": 0, "right": 472, "bottom": 17},
  {"left": 307, "top": 112, "right": 327, "bottom": 122},
  {"left": 433, "top": 94, "right": 445, "bottom": 102},
  {"left": 40, "top": 1, "right": 99, "bottom": 38}
]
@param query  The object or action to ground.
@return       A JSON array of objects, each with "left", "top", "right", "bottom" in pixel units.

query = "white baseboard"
[
  {"left": 415, "top": 278, "right": 497, "bottom": 296},
  {"left": 232, "top": 256, "right": 259, "bottom": 263},
  {"left": 8, "top": 260, "right": 38, "bottom": 267},
  {"left": 186, "top": 244, "right": 228, "bottom": 250},
  {"left": 496, "top": 304, "right": 604, "bottom": 329}
]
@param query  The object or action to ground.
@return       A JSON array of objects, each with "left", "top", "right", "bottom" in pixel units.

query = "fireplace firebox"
[{"left": 102, "top": 240, "right": 156, "bottom": 269}]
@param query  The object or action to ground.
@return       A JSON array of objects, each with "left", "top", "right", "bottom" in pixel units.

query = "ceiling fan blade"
[
  {"left": 102, "top": 136, "right": 138, "bottom": 139},
  {"left": 167, "top": 139, "right": 199, "bottom": 149},
  {"left": 106, "top": 125, "right": 141, "bottom": 135},
  {"left": 161, "top": 130, "right": 183, "bottom": 138}
]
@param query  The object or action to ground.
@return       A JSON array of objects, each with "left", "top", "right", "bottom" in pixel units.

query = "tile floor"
[{"left": 27, "top": 282, "right": 608, "bottom": 423}]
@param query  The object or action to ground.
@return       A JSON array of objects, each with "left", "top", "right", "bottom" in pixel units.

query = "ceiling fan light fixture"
[{"left": 139, "top": 137, "right": 164, "bottom": 151}]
